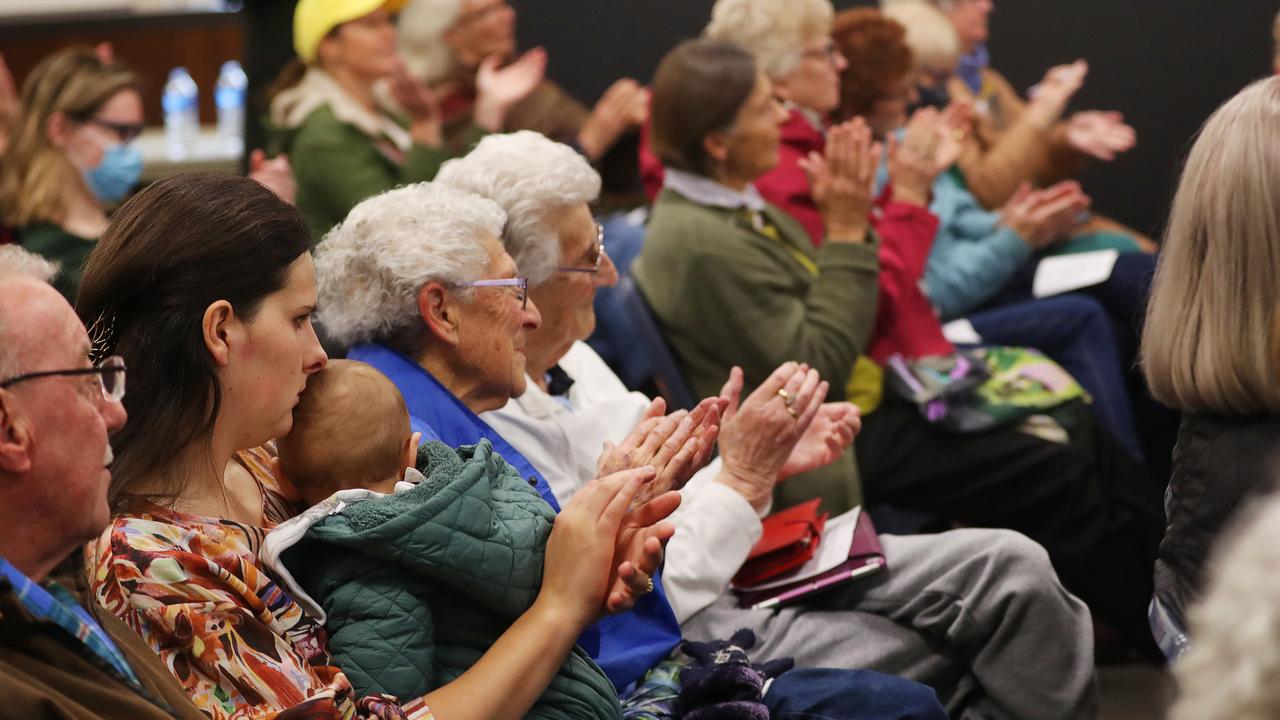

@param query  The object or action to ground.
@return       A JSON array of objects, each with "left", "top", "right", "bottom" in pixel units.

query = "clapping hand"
[
  {"left": 248, "top": 150, "right": 297, "bottom": 205},
  {"left": 1000, "top": 180, "right": 1091, "bottom": 250},
  {"left": 578, "top": 78, "right": 649, "bottom": 160},
  {"left": 799, "top": 117, "right": 881, "bottom": 243},
  {"left": 388, "top": 57, "right": 443, "bottom": 147},
  {"left": 473, "top": 48, "right": 547, "bottom": 131},
  {"left": 596, "top": 396, "right": 723, "bottom": 509},
  {"left": 887, "top": 107, "right": 946, "bottom": 207},
  {"left": 779, "top": 401, "right": 861, "bottom": 480},
  {"left": 1066, "top": 110, "right": 1135, "bottom": 161},
  {"left": 1026, "top": 59, "right": 1087, "bottom": 129}
]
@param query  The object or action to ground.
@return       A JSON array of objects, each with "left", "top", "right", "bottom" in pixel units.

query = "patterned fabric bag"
[{"left": 886, "top": 347, "right": 1087, "bottom": 434}]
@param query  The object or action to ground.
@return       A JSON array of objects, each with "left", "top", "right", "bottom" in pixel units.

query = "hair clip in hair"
[{"left": 88, "top": 310, "right": 119, "bottom": 365}]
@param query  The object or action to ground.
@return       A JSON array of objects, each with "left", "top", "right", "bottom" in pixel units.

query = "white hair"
[
  {"left": 0, "top": 248, "right": 61, "bottom": 381},
  {"left": 704, "top": 0, "right": 835, "bottom": 78},
  {"left": 882, "top": 1, "right": 960, "bottom": 71},
  {"left": 398, "top": 0, "right": 463, "bottom": 83},
  {"left": 436, "top": 130, "right": 601, "bottom": 286},
  {"left": 1170, "top": 490, "right": 1280, "bottom": 720},
  {"left": 313, "top": 182, "right": 505, "bottom": 347},
  {"left": 0, "top": 245, "right": 59, "bottom": 284}
]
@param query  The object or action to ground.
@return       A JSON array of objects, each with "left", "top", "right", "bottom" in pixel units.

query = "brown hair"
[
  {"left": 832, "top": 8, "right": 914, "bottom": 121},
  {"left": 76, "top": 172, "right": 313, "bottom": 512},
  {"left": 0, "top": 46, "right": 140, "bottom": 227},
  {"left": 277, "top": 359, "right": 411, "bottom": 504},
  {"left": 650, "top": 39, "right": 759, "bottom": 178}
]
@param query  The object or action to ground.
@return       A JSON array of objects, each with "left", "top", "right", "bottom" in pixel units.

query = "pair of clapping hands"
[{"left": 542, "top": 362, "right": 861, "bottom": 628}]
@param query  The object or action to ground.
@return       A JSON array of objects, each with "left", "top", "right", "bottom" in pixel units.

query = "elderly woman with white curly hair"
[
  {"left": 313, "top": 178, "right": 954, "bottom": 719},
  {"left": 436, "top": 130, "right": 1098, "bottom": 720}
]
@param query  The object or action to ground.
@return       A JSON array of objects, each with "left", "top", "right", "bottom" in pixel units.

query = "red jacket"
[{"left": 638, "top": 108, "right": 955, "bottom": 362}]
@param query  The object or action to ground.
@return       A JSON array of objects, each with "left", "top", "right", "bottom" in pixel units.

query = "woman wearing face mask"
[
  {"left": 0, "top": 47, "right": 142, "bottom": 300},
  {"left": 267, "top": 0, "right": 544, "bottom": 243}
]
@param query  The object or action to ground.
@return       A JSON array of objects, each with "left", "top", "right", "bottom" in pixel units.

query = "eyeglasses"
[
  {"left": 0, "top": 355, "right": 127, "bottom": 403},
  {"left": 557, "top": 224, "right": 606, "bottom": 274},
  {"left": 82, "top": 118, "right": 145, "bottom": 144},
  {"left": 457, "top": 277, "right": 529, "bottom": 309},
  {"left": 800, "top": 42, "right": 842, "bottom": 66}
]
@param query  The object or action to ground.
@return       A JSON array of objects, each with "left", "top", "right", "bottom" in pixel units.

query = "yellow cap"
[{"left": 293, "top": 0, "right": 409, "bottom": 64}]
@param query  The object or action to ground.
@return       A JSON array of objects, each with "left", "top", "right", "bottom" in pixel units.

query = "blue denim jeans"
[
  {"left": 764, "top": 668, "right": 948, "bottom": 720},
  {"left": 967, "top": 293, "right": 1143, "bottom": 460}
]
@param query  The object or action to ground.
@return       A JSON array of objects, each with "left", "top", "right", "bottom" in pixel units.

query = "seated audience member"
[
  {"left": 634, "top": 37, "right": 1165, "bottom": 654},
  {"left": 267, "top": 0, "right": 544, "bottom": 241},
  {"left": 704, "top": 0, "right": 1144, "bottom": 459},
  {"left": 889, "top": 0, "right": 1137, "bottom": 217},
  {"left": 313, "top": 180, "right": 952, "bottom": 719},
  {"left": 0, "top": 47, "right": 141, "bottom": 300},
  {"left": 263, "top": 358, "right": 657, "bottom": 718},
  {"left": 79, "top": 173, "right": 677, "bottom": 720},
  {"left": 835, "top": 8, "right": 1178, "bottom": 471},
  {"left": 0, "top": 247, "right": 207, "bottom": 718},
  {"left": 397, "top": 0, "right": 647, "bottom": 162},
  {"left": 1142, "top": 76, "right": 1280, "bottom": 662},
  {"left": 439, "top": 129, "right": 1099, "bottom": 718},
  {"left": 1168, "top": 490, "right": 1280, "bottom": 720}
]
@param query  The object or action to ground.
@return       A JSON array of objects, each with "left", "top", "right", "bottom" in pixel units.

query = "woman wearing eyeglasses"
[{"left": 0, "top": 47, "right": 143, "bottom": 301}]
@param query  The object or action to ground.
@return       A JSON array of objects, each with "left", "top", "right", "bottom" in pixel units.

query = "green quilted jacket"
[{"left": 277, "top": 440, "right": 622, "bottom": 719}]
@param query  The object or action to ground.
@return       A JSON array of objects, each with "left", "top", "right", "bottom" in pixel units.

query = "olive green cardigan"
[{"left": 633, "top": 188, "right": 880, "bottom": 512}]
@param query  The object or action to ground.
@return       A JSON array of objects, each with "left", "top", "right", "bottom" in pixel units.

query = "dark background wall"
[{"left": 512, "top": 0, "right": 1279, "bottom": 237}]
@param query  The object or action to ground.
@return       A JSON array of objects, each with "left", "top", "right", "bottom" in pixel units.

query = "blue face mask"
[{"left": 82, "top": 142, "right": 143, "bottom": 204}]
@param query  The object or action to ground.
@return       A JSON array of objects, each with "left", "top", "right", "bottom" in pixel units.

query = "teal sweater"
[{"left": 281, "top": 440, "right": 621, "bottom": 719}]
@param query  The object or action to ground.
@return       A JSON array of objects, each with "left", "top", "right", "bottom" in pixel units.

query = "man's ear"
[
  {"left": 418, "top": 282, "right": 461, "bottom": 348},
  {"left": 202, "top": 300, "right": 241, "bottom": 367},
  {"left": 45, "top": 111, "right": 75, "bottom": 150},
  {"left": 702, "top": 131, "right": 730, "bottom": 166},
  {"left": 402, "top": 431, "right": 422, "bottom": 471},
  {"left": 0, "top": 391, "right": 34, "bottom": 475}
]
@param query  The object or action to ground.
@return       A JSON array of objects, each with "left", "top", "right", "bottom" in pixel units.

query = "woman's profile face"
[
  {"left": 775, "top": 35, "right": 848, "bottom": 117},
  {"left": 719, "top": 71, "right": 790, "bottom": 183},
  {"left": 221, "top": 253, "right": 328, "bottom": 448}
]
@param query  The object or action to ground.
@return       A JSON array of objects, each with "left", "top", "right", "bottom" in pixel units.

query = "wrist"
[
  {"left": 825, "top": 222, "right": 869, "bottom": 244},
  {"left": 410, "top": 118, "right": 442, "bottom": 148},
  {"left": 472, "top": 99, "right": 506, "bottom": 132},
  {"left": 715, "top": 466, "right": 774, "bottom": 513},
  {"left": 576, "top": 126, "right": 606, "bottom": 161},
  {"left": 891, "top": 184, "right": 931, "bottom": 208},
  {"left": 530, "top": 591, "right": 595, "bottom": 635}
]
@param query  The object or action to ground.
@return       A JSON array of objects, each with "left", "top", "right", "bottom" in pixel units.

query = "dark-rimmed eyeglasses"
[
  {"left": 557, "top": 224, "right": 606, "bottom": 274},
  {"left": 81, "top": 117, "right": 145, "bottom": 144},
  {"left": 0, "top": 355, "right": 127, "bottom": 403},
  {"left": 457, "top": 277, "right": 529, "bottom": 309}
]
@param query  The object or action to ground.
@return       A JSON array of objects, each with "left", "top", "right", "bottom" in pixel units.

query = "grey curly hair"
[
  {"left": 704, "top": 0, "right": 835, "bottom": 78},
  {"left": 398, "top": 0, "right": 463, "bottom": 83},
  {"left": 436, "top": 130, "right": 601, "bottom": 286},
  {"left": 313, "top": 182, "right": 505, "bottom": 347}
]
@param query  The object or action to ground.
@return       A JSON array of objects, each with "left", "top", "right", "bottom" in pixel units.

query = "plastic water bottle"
[
  {"left": 162, "top": 67, "right": 199, "bottom": 161},
  {"left": 215, "top": 60, "right": 247, "bottom": 156}
]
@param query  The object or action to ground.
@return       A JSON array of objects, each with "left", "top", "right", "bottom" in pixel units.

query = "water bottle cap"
[{"left": 168, "top": 67, "right": 191, "bottom": 79}]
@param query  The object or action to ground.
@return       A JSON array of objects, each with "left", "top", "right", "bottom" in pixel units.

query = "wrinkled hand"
[
  {"left": 577, "top": 78, "right": 649, "bottom": 160},
  {"left": 596, "top": 396, "right": 722, "bottom": 508},
  {"left": 888, "top": 107, "right": 945, "bottom": 207},
  {"left": 474, "top": 48, "right": 547, "bottom": 131},
  {"left": 248, "top": 150, "right": 297, "bottom": 205},
  {"left": 604, "top": 485, "right": 681, "bottom": 614},
  {"left": 541, "top": 466, "right": 673, "bottom": 626},
  {"left": 1065, "top": 110, "right": 1135, "bottom": 161},
  {"left": 715, "top": 363, "right": 829, "bottom": 511},
  {"left": 1000, "top": 180, "right": 1091, "bottom": 250},
  {"left": 779, "top": 402, "right": 861, "bottom": 480},
  {"left": 800, "top": 117, "right": 881, "bottom": 243},
  {"left": 1025, "top": 59, "right": 1087, "bottom": 129},
  {"left": 935, "top": 99, "right": 972, "bottom": 169}
]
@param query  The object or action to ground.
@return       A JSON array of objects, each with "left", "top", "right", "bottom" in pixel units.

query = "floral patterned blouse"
[{"left": 88, "top": 447, "right": 434, "bottom": 720}]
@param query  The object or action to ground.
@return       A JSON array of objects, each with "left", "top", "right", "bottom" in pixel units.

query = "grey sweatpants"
[{"left": 680, "top": 529, "right": 1098, "bottom": 720}]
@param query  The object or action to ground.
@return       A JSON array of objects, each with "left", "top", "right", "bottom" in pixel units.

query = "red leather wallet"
[{"left": 732, "top": 498, "right": 828, "bottom": 587}]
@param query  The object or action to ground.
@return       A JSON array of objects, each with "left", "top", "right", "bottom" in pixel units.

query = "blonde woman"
[
  {"left": 0, "top": 47, "right": 141, "bottom": 300},
  {"left": 1141, "top": 75, "right": 1280, "bottom": 661}
]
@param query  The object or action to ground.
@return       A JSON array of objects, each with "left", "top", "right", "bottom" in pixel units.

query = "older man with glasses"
[{"left": 0, "top": 248, "right": 205, "bottom": 719}]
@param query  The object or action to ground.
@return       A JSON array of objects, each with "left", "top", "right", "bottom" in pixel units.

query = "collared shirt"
[
  {"left": 957, "top": 43, "right": 991, "bottom": 94},
  {"left": 0, "top": 555, "right": 141, "bottom": 689},
  {"left": 349, "top": 343, "right": 685, "bottom": 691},
  {"left": 663, "top": 168, "right": 767, "bottom": 212}
]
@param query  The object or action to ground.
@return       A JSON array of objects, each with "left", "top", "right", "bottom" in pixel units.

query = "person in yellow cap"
[{"left": 266, "top": 0, "right": 545, "bottom": 243}]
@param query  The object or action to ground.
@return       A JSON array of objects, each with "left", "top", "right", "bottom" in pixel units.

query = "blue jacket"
[{"left": 348, "top": 344, "right": 683, "bottom": 691}]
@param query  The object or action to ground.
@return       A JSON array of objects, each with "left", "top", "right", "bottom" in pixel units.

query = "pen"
[{"left": 750, "top": 558, "right": 886, "bottom": 610}]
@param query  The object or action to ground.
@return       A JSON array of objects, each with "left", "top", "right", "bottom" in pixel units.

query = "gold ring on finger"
[
  {"left": 787, "top": 405, "right": 800, "bottom": 420},
  {"left": 642, "top": 576, "right": 654, "bottom": 595},
  {"left": 777, "top": 388, "right": 795, "bottom": 407}
]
